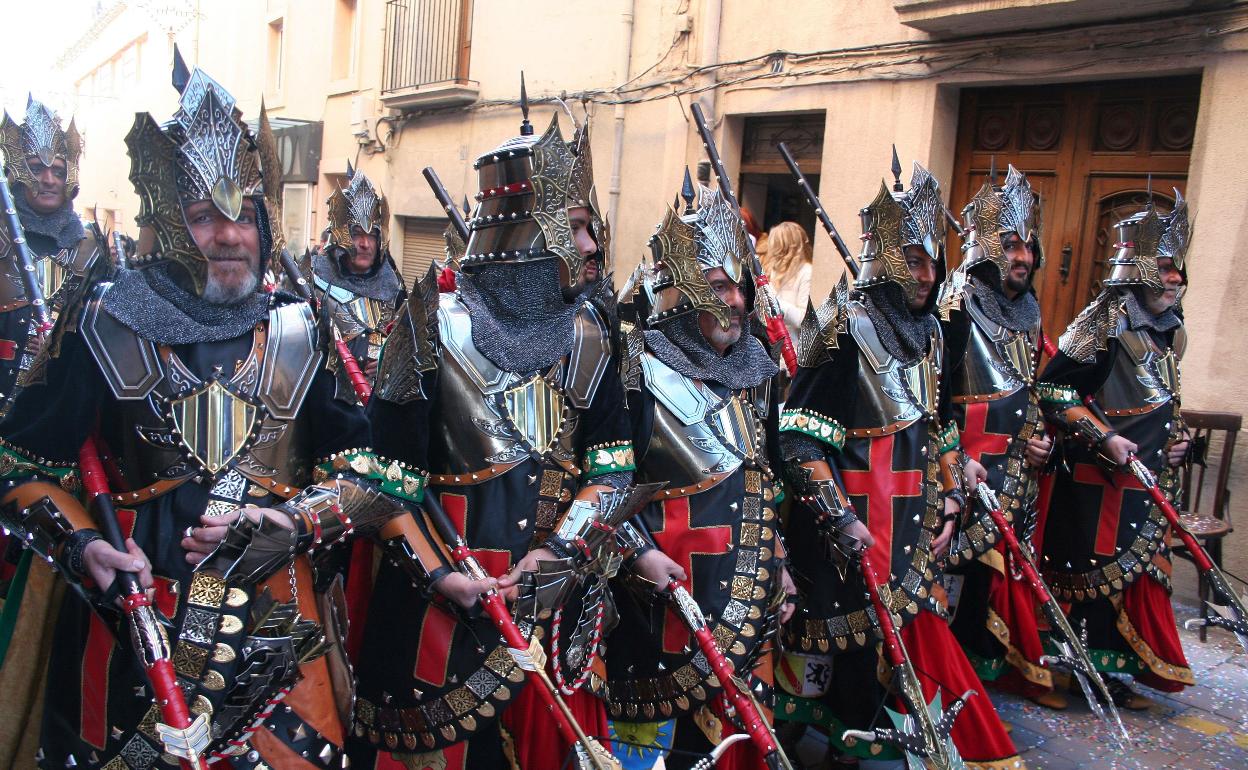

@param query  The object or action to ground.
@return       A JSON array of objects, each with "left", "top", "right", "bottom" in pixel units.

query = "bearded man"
[
  {"left": 938, "top": 166, "right": 1059, "bottom": 707},
  {"left": 0, "top": 60, "right": 453, "bottom": 768},
  {"left": 0, "top": 96, "right": 104, "bottom": 414}
]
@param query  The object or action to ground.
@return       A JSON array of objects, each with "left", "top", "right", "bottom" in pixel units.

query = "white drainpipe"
[{"left": 607, "top": 0, "right": 637, "bottom": 232}]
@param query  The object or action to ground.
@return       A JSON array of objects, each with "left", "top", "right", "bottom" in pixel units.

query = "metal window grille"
[{"left": 383, "top": 0, "right": 471, "bottom": 93}]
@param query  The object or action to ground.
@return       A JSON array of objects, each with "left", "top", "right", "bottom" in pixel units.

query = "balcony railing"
[{"left": 382, "top": 0, "right": 478, "bottom": 110}]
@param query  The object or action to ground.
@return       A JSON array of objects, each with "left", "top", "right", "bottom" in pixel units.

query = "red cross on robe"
[
  {"left": 652, "top": 496, "right": 733, "bottom": 654},
  {"left": 1073, "top": 463, "right": 1145, "bottom": 558},
  {"left": 414, "top": 492, "right": 513, "bottom": 686},
  {"left": 960, "top": 401, "right": 1013, "bottom": 465},
  {"left": 839, "top": 435, "right": 924, "bottom": 575}
]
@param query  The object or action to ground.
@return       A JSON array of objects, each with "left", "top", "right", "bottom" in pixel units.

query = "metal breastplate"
[
  {"left": 0, "top": 233, "right": 101, "bottom": 309},
  {"left": 81, "top": 286, "right": 322, "bottom": 498},
  {"left": 954, "top": 296, "right": 1037, "bottom": 401},
  {"left": 429, "top": 294, "right": 611, "bottom": 479},
  {"left": 846, "top": 300, "right": 940, "bottom": 436},
  {"left": 1097, "top": 322, "right": 1182, "bottom": 415},
  {"left": 636, "top": 352, "right": 769, "bottom": 494}
]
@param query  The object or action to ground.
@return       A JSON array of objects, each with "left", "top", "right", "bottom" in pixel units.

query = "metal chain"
[{"left": 288, "top": 561, "right": 299, "bottom": 610}]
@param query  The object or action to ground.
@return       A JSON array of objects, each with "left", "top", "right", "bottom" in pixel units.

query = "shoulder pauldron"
[
  {"left": 374, "top": 266, "right": 440, "bottom": 404},
  {"left": 796, "top": 276, "right": 847, "bottom": 369},
  {"left": 1058, "top": 291, "right": 1126, "bottom": 364}
]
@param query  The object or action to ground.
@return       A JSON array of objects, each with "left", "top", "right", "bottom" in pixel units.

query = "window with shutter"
[{"left": 399, "top": 216, "right": 448, "bottom": 287}]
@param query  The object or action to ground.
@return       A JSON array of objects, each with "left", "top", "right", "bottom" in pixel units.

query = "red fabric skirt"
[
  {"left": 1122, "top": 574, "right": 1192, "bottom": 693},
  {"left": 901, "top": 611, "right": 1021, "bottom": 768},
  {"left": 988, "top": 543, "right": 1052, "bottom": 698},
  {"left": 501, "top": 681, "right": 610, "bottom": 769}
]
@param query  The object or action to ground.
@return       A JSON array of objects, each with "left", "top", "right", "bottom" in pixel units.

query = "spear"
[
  {"left": 777, "top": 142, "right": 858, "bottom": 279},
  {"left": 971, "top": 483, "right": 1130, "bottom": 743},
  {"left": 845, "top": 550, "right": 972, "bottom": 770},
  {"left": 422, "top": 166, "right": 470, "bottom": 243},
  {"left": 664, "top": 579, "right": 794, "bottom": 770},
  {"left": 1081, "top": 396, "right": 1248, "bottom": 654},
  {"left": 0, "top": 173, "right": 53, "bottom": 334},
  {"left": 689, "top": 102, "right": 797, "bottom": 376},
  {"left": 421, "top": 493, "right": 620, "bottom": 770},
  {"left": 79, "top": 437, "right": 210, "bottom": 768}
]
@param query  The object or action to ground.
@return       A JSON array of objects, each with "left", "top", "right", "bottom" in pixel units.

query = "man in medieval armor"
[
  {"left": 0, "top": 96, "right": 105, "bottom": 415},
  {"left": 1035, "top": 191, "right": 1193, "bottom": 708},
  {"left": 0, "top": 60, "right": 456, "bottom": 768},
  {"left": 775, "top": 161, "right": 1022, "bottom": 768},
  {"left": 602, "top": 170, "right": 790, "bottom": 769},
  {"left": 350, "top": 105, "right": 676, "bottom": 769},
  {"left": 311, "top": 165, "right": 405, "bottom": 402},
  {"left": 937, "top": 166, "right": 1061, "bottom": 708}
]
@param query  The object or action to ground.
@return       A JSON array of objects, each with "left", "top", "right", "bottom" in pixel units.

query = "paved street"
[
  {"left": 793, "top": 592, "right": 1248, "bottom": 769},
  {"left": 994, "top": 599, "right": 1248, "bottom": 770}
]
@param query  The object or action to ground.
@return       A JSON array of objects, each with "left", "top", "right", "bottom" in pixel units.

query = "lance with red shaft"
[
  {"left": 690, "top": 102, "right": 798, "bottom": 376},
  {"left": 421, "top": 493, "right": 620, "bottom": 770},
  {"left": 846, "top": 551, "right": 971, "bottom": 770},
  {"left": 1080, "top": 395, "right": 1248, "bottom": 653},
  {"left": 663, "top": 579, "right": 794, "bottom": 770},
  {"left": 79, "top": 436, "right": 210, "bottom": 768},
  {"left": 971, "top": 483, "right": 1129, "bottom": 742}
]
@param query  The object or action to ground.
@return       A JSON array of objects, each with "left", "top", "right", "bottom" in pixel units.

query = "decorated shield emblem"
[
  {"left": 708, "top": 392, "right": 762, "bottom": 464},
  {"left": 1002, "top": 330, "right": 1034, "bottom": 385},
  {"left": 36, "top": 254, "right": 67, "bottom": 305},
  {"left": 169, "top": 380, "right": 258, "bottom": 474},
  {"left": 901, "top": 355, "right": 939, "bottom": 416},
  {"left": 502, "top": 375, "right": 565, "bottom": 457}
]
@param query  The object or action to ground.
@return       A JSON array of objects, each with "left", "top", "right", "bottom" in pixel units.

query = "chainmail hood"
[
  {"left": 1123, "top": 287, "right": 1181, "bottom": 333},
  {"left": 861, "top": 283, "right": 937, "bottom": 365},
  {"left": 14, "top": 193, "right": 84, "bottom": 249},
  {"left": 456, "top": 259, "right": 579, "bottom": 373},
  {"left": 644, "top": 313, "right": 777, "bottom": 390},
  {"left": 312, "top": 251, "right": 402, "bottom": 301},
  {"left": 102, "top": 264, "right": 276, "bottom": 345},
  {"left": 967, "top": 267, "right": 1040, "bottom": 333}
]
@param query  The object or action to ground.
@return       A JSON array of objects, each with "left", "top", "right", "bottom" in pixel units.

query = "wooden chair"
[{"left": 1175, "top": 409, "right": 1241, "bottom": 642}]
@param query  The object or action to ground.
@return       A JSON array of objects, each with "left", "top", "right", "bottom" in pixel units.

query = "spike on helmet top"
[
  {"left": 326, "top": 164, "right": 390, "bottom": 258},
  {"left": 959, "top": 164, "right": 1044, "bottom": 288},
  {"left": 1104, "top": 188, "right": 1191, "bottom": 292},
  {"left": 854, "top": 159, "right": 947, "bottom": 303},
  {"left": 645, "top": 174, "right": 751, "bottom": 330},
  {"left": 463, "top": 77, "right": 607, "bottom": 288},
  {"left": 124, "top": 52, "right": 266, "bottom": 295},
  {"left": 0, "top": 95, "right": 83, "bottom": 201}
]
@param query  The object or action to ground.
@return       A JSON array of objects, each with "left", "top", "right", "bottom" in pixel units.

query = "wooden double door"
[{"left": 948, "top": 76, "right": 1200, "bottom": 337}]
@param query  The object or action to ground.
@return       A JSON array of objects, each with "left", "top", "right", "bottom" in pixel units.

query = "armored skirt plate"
[
  {"left": 501, "top": 373, "right": 566, "bottom": 458},
  {"left": 169, "top": 379, "right": 258, "bottom": 474}
]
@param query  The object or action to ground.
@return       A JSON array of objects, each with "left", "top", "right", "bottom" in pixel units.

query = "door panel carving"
[{"left": 949, "top": 76, "right": 1199, "bottom": 341}]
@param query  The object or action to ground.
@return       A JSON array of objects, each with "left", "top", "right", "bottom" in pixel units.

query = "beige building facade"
[{"left": 49, "top": 0, "right": 1248, "bottom": 575}]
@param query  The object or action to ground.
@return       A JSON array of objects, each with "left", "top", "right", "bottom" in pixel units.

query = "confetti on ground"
[{"left": 790, "top": 599, "right": 1248, "bottom": 769}]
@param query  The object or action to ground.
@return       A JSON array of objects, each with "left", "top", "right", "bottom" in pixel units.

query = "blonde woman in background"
[{"left": 762, "top": 221, "right": 813, "bottom": 340}]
